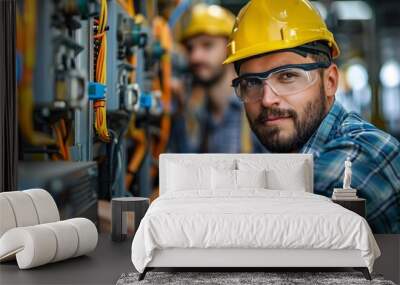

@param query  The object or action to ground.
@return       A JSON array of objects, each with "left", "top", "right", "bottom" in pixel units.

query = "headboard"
[{"left": 159, "top": 153, "right": 314, "bottom": 195}]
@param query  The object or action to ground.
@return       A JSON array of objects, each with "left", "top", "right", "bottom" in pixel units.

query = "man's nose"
[
  {"left": 190, "top": 47, "right": 205, "bottom": 63},
  {"left": 261, "top": 83, "right": 281, "bottom": 108}
]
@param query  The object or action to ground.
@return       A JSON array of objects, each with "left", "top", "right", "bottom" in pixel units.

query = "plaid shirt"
[
  {"left": 300, "top": 100, "right": 400, "bottom": 233},
  {"left": 199, "top": 96, "right": 243, "bottom": 153}
]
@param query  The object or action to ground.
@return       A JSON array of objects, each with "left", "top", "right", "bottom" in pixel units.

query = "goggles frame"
[
  {"left": 232, "top": 62, "right": 331, "bottom": 88},
  {"left": 232, "top": 62, "right": 331, "bottom": 102}
]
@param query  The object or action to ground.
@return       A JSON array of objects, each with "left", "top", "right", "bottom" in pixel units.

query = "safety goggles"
[{"left": 232, "top": 62, "right": 331, "bottom": 103}]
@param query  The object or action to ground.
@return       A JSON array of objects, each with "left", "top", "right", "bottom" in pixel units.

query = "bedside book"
[
  {"left": 333, "top": 192, "right": 357, "bottom": 196},
  {"left": 333, "top": 188, "right": 357, "bottom": 193},
  {"left": 332, "top": 196, "right": 359, "bottom": 200},
  {"left": 332, "top": 188, "right": 358, "bottom": 200}
]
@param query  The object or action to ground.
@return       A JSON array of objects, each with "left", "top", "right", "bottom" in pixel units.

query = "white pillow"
[
  {"left": 236, "top": 169, "right": 267, "bottom": 188},
  {"left": 266, "top": 162, "right": 307, "bottom": 191},
  {"left": 211, "top": 169, "right": 268, "bottom": 190},
  {"left": 237, "top": 159, "right": 308, "bottom": 191},
  {"left": 167, "top": 162, "right": 211, "bottom": 191},
  {"left": 211, "top": 168, "right": 237, "bottom": 190},
  {"left": 167, "top": 158, "right": 236, "bottom": 170}
]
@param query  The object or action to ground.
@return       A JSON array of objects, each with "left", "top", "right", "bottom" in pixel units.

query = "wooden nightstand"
[{"left": 332, "top": 198, "right": 366, "bottom": 218}]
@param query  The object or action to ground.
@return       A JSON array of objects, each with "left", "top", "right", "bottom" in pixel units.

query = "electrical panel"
[
  {"left": 33, "top": 0, "right": 91, "bottom": 109},
  {"left": 17, "top": 0, "right": 176, "bottom": 214},
  {"left": 106, "top": 1, "right": 146, "bottom": 111}
]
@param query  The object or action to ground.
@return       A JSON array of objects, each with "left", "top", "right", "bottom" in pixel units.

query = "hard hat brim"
[{"left": 224, "top": 37, "right": 340, "bottom": 65}]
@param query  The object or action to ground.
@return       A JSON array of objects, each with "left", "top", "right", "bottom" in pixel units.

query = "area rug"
[{"left": 116, "top": 271, "right": 396, "bottom": 285}]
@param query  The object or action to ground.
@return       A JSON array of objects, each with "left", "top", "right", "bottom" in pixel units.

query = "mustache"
[
  {"left": 190, "top": 62, "right": 212, "bottom": 71},
  {"left": 255, "top": 107, "right": 298, "bottom": 125}
]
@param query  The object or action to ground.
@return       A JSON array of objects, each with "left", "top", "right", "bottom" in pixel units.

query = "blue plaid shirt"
[
  {"left": 198, "top": 96, "right": 243, "bottom": 153},
  {"left": 300, "top": 100, "right": 400, "bottom": 233}
]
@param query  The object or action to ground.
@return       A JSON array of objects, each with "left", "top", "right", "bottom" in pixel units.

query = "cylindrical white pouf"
[
  {"left": 1, "top": 192, "right": 39, "bottom": 227},
  {"left": 0, "top": 226, "right": 57, "bottom": 269},
  {"left": 66, "top": 218, "right": 98, "bottom": 257},
  {"left": 24, "top": 189, "right": 60, "bottom": 224},
  {"left": 42, "top": 221, "right": 79, "bottom": 262},
  {"left": 0, "top": 196, "right": 17, "bottom": 237}
]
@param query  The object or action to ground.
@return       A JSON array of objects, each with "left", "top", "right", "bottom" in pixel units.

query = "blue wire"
[
  {"left": 16, "top": 52, "right": 23, "bottom": 84},
  {"left": 168, "top": 0, "right": 191, "bottom": 29}
]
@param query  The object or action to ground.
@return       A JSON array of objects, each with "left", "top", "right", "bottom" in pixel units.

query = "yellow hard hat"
[
  {"left": 224, "top": 0, "right": 340, "bottom": 64},
  {"left": 180, "top": 4, "right": 235, "bottom": 42}
]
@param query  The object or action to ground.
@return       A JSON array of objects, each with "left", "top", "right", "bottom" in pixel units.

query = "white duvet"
[{"left": 131, "top": 189, "right": 380, "bottom": 273}]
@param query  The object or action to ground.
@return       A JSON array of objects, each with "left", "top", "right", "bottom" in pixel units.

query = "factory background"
[{"left": 0, "top": 0, "right": 399, "bottom": 232}]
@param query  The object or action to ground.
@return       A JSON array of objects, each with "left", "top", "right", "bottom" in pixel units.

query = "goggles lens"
[{"left": 233, "top": 62, "right": 329, "bottom": 102}]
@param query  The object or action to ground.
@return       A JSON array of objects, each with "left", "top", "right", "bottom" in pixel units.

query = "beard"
[{"left": 247, "top": 85, "right": 327, "bottom": 153}]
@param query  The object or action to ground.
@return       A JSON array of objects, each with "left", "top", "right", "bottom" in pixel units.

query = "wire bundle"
[
  {"left": 94, "top": 0, "right": 110, "bottom": 142},
  {"left": 52, "top": 119, "right": 71, "bottom": 160}
]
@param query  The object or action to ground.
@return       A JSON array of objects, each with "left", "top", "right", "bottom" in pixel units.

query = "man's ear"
[{"left": 323, "top": 64, "right": 339, "bottom": 99}]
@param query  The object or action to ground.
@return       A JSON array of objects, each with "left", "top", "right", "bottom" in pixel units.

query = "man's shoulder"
[{"left": 332, "top": 111, "right": 400, "bottom": 157}]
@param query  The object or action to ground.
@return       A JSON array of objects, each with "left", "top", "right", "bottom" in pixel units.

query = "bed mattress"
[{"left": 131, "top": 189, "right": 380, "bottom": 273}]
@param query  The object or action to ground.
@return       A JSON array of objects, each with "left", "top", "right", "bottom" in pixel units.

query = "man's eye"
[
  {"left": 203, "top": 41, "right": 214, "bottom": 50},
  {"left": 277, "top": 71, "right": 299, "bottom": 82},
  {"left": 241, "top": 78, "right": 262, "bottom": 89}
]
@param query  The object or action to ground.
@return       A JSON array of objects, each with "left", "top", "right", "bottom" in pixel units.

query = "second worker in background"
[{"left": 169, "top": 4, "right": 261, "bottom": 153}]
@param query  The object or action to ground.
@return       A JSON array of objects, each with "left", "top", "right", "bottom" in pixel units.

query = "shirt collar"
[
  {"left": 205, "top": 94, "right": 242, "bottom": 125},
  {"left": 300, "top": 99, "right": 347, "bottom": 154}
]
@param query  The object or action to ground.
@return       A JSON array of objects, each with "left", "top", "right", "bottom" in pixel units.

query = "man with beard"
[
  {"left": 224, "top": 0, "right": 400, "bottom": 233},
  {"left": 172, "top": 3, "right": 256, "bottom": 153}
]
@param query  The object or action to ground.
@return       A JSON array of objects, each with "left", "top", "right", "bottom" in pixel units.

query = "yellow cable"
[
  {"left": 18, "top": 0, "right": 55, "bottom": 146},
  {"left": 94, "top": 0, "right": 110, "bottom": 142}
]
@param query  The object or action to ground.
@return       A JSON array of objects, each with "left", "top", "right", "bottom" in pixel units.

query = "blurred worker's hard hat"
[
  {"left": 223, "top": 0, "right": 340, "bottom": 65},
  {"left": 180, "top": 3, "right": 235, "bottom": 42}
]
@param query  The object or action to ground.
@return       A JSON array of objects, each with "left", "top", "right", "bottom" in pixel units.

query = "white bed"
[{"left": 131, "top": 154, "right": 380, "bottom": 280}]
